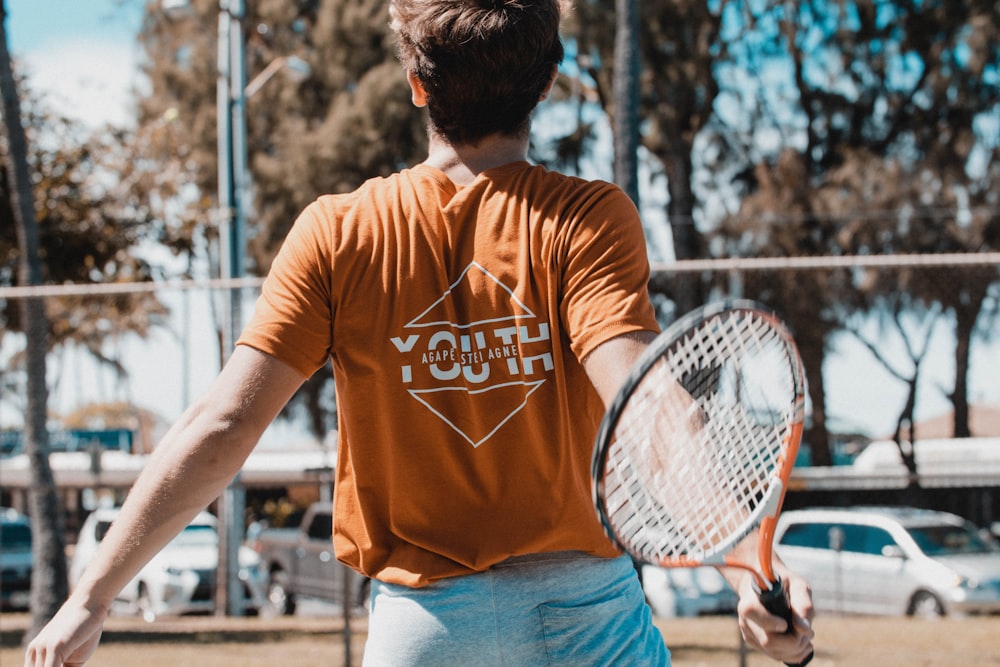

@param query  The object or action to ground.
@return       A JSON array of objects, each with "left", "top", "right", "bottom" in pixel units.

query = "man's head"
[{"left": 390, "top": 0, "right": 565, "bottom": 146}]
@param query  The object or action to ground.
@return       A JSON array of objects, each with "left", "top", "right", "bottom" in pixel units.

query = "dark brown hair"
[{"left": 390, "top": 0, "right": 565, "bottom": 145}]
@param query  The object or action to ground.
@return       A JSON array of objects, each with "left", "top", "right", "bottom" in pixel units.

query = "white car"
[
  {"left": 774, "top": 506, "right": 1000, "bottom": 617},
  {"left": 71, "top": 507, "right": 268, "bottom": 621},
  {"left": 641, "top": 564, "right": 738, "bottom": 618}
]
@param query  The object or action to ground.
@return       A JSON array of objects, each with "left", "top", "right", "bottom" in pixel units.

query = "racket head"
[{"left": 592, "top": 300, "right": 806, "bottom": 578}]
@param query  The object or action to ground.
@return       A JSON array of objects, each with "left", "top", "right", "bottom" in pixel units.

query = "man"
[{"left": 26, "top": 0, "right": 814, "bottom": 664}]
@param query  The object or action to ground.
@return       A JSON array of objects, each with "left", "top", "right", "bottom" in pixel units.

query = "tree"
[
  {"left": 0, "top": 0, "right": 67, "bottom": 639},
  {"left": 717, "top": 150, "right": 844, "bottom": 465},
  {"left": 134, "top": 0, "right": 427, "bottom": 437},
  {"left": 712, "top": 0, "right": 1000, "bottom": 460},
  {"left": 0, "top": 91, "right": 171, "bottom": 402},
  {"left": 846, "top": 301, "right": 943, "bottom": 478},
  {"left": 563, "top": 0, "right": 725, "bottom": 313},
  {"left": 0, "top": 106, "right": 171, "bottom": 473},
  {"left": 783, "top": 1, "right": 998, "bottom": 445},
  {"left": 128, "top": 0, "right": 426, "bottom": 438}
]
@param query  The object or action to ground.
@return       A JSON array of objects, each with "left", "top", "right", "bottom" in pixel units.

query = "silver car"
[{"left": 774, "top": 506, "right": 1000, "bottom": 617}]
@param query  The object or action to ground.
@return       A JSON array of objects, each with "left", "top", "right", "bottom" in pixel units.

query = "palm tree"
[{"left": 0, "top": 0, "right": 69, "bottom": 640}]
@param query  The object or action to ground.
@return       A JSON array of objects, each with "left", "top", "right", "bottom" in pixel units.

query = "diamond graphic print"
[
  {"left": 397, "top": 262, "right": 552, "bottom": 448},
  {"left": 406, "top": 262, "right": 536, "bottom": 329},
  {"left": 408, "top": 381, "right": 546, "bottom": 448}
]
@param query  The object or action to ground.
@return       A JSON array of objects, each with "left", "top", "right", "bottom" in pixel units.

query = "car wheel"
[
  {"left": 908, "top": 590, "right": 944, "bottom": 618},
  {"left": 137, "top": 583, "right": 157, "bottom": 623},
  {"left": 267, "top": 570, "right": 296, "bottom": 616}
]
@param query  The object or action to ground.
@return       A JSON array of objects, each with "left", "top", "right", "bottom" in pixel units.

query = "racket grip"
[{"left": 759, "top": 578, "right": 813, "bottom": 667}]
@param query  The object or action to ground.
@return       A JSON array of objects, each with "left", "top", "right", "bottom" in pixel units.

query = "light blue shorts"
[{"left": 363, "top": 551, "right": 670, "bottom": 666}]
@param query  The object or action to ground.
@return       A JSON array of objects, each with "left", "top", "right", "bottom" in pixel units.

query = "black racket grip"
[{"left": 759, "top": 578, "right": 813, "bottom": 667}]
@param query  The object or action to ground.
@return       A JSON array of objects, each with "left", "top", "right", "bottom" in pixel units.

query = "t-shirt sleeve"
[
  {"left": 559, "top": 183, "right": 659, "bottom": 361},
  {"left": 237, "top": 199, "right": 334, "bottom": 378}
]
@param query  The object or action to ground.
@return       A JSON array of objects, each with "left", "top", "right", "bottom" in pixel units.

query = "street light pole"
[
  {"left": 218, "top": 0, "right": 247, "bottom": 349},
  {"left": 216, "top": 0, "right": 247, "bottom": 618},
  {"left": 165, "top": 0, "right": 310, "bottom": 619}
]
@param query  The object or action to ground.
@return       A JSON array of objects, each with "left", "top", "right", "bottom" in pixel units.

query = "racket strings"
[{"left": 602, "top": 310, "right": 797, "bottom": 564}]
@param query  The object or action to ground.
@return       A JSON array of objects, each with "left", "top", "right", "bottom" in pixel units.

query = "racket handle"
[{"left": 759, "top": 578, "right": 813, "bottom": 667}]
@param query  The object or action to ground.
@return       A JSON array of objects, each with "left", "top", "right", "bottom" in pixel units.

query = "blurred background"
[{"left": 1, "top": 0, "right": 998, "bottom": 641}]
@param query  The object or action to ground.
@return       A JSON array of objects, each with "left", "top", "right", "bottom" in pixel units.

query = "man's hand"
[
  {"left": 736, "top": 570, "right": 815, "bottom": 666},
  {"left": 24, "top": 600, "right": 108, "bottom": 667}
]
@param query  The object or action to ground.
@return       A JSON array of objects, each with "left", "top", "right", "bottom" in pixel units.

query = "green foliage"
[
  {"left": 133, "top": 0, "right": 427, "bottom": 436},
  {"left": 136, "top": 0, "right": 426, "bottom": 277},
  {"left": 0, "top": 90, "right": 168, "bottom": 350},
  {"left": 714, "top": 0, "right": 1000, "bottom": 454}
]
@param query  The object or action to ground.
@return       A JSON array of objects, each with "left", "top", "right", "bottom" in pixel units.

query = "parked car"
[
  {"left": 774, "top": 506, "right": 1000, "bottom": 617},
  {"left": 70, "top": 507, "right": 269, "bottom": 621},
  {"left": 250, "top": 502, "right": 368, "bottom": 615},
  {"left": 641, "top": 564, "right": 738, "bottom": 618},
  {"left": 0, "top": 507, "right": 32, "bottom": 610}
]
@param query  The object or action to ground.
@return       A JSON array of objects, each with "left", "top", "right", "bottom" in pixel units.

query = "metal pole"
[
  {"left": 229, "top": 0, "right": 248, "bottom": 320},
  {"left": 216, "top": 2, "right": 233, "bottom": 352},
  {"left": 216, "top": 0, "right": 247, "bottom": 618},
  {"left": 214, "top": 1, "right": 232, "bottom": 618},
  {"left": 227, "top": 0, "right": 249, "bottom": 619}
]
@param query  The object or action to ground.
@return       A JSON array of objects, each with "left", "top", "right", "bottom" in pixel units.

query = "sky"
[
  {"left": 6, "top": 0, "right": 146, "bottom": 129},
  {"left": 2, "top": 2, "right": 997, "bottom": 446}
]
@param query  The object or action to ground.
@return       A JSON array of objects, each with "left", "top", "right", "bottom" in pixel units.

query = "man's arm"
[
  {"left": 25, "top": 346, "right": 306, "bottom": 667},
  {"left": 581, "top": 330, "right": 658, "bottom": 406}
]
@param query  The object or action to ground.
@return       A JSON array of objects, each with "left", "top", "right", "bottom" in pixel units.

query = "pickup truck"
[{"left": 250, "top": 501, "right": 368, "bottom": 615}]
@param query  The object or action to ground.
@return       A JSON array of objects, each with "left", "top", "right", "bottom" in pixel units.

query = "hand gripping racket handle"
[{"left": 758, "top": 578, "right": 813, "bottom": 667}]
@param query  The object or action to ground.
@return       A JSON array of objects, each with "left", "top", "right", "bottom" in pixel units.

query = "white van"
[{"left": 774, "top": 506, "right": 1000, "bottom": 617}]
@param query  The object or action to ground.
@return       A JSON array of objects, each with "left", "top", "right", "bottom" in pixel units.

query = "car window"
[
  {"left": 779, "top": 521, "right": 897, "bottom": 555},
  {"left": 843, "top": 524, "right": 896, "bottom": 555},
  {"left": 95, "top": 520, "right": 113, "bottom": 542},
  {"left": 0, "top": 523, "right": 31, "bottom": 548},
  {"left": 779, "top": 521, "right": 840, "bottom": 549},
  {"left": 907, "top": 523, "right": 1000, "bottom": 556},
  {"left": 306, "top": 513, "right": 332, "bottom": 541},
  {"left": 169, "top": 524, "right": 218, "bottom": 547}
]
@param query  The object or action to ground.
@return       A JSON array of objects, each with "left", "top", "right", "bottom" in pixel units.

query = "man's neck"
[{"left": 423, "top": 132, "right": 529, "bottom": 186}]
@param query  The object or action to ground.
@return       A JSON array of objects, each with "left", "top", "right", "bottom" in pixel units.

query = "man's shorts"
[{"left": 363, "top": 551, "right": 670, "bottom": 666}]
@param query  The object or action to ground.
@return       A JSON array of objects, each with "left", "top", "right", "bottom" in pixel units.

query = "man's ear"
[
  {"left": 407, "top": 71, "right": 428, "bottom": 107},
  {"left": 540, "top": 66, "right": 558, "bottom": 101}
]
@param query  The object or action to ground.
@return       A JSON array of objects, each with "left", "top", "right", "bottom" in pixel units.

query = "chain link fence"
[
  {"left": 2, "top": 249, "right": 999, "bottom": 513},
  {"left": 2, "top": 252, "right": 998, "bottom": 454}
]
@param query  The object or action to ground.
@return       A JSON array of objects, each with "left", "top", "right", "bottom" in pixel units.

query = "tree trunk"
[
  {"left": 950, "top": 292, "right": 982, "bottom": 439},
  {"left": 0, "top": 1, "right": 68, "bottom": 641},
  {"left": 798, "top": 325, "right": 832, "bottom": 467},
  {"left": 612, "top": 0, "right": 640, "bottom": 205},
  {"left": 659, "top": 148, "right": 702, "bottom": 315},
  {"left": 893, "top": 377, "right": 921, "bottom": 489}
]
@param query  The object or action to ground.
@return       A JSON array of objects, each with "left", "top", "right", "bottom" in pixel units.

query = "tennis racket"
[{"left": 592, "top": 300, "right": 811, "bottom": 666}]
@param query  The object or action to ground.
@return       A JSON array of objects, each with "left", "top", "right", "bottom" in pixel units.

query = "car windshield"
[
  {"left": 168, "top": 524, "right": 218, "bottom": 548},
  {"left": 906, "top": 523, "right": 999, "bottom": 556}
]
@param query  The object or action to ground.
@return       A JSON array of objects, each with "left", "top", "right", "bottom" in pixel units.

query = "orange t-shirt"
[{"left": 238, "top": 161, "right": 659, "bottom": 586}]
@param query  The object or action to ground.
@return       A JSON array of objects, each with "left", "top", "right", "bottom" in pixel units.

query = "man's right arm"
[
  {"left": 581, "top": 330, "right": 658, "bottom": 407},
  {"left": 24, "top": 346, "right": 306, "bottom": 667}
]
